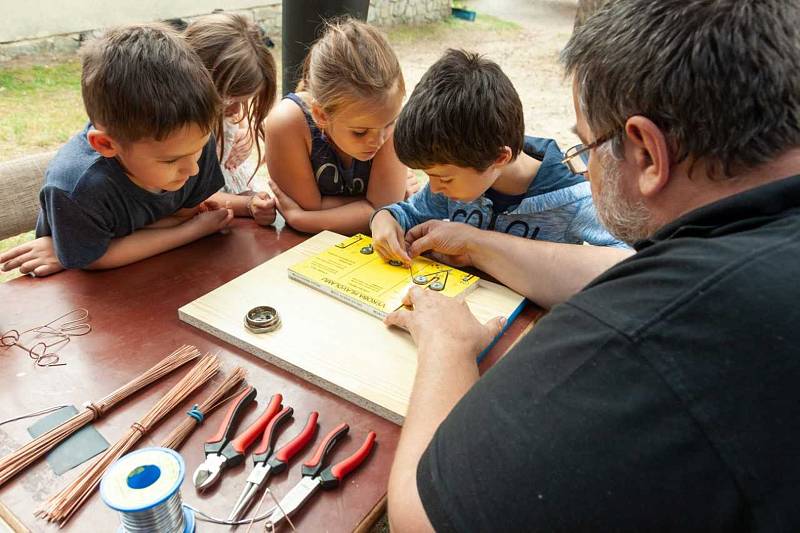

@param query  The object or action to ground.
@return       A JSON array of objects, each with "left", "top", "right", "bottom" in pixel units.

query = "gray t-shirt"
[{"left": 36, "top": 123, "right": 224, "bottom": 269}]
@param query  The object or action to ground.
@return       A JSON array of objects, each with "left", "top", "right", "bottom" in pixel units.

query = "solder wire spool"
[{"left": 100, "top": 447, "right": 195, "bottom": 533}]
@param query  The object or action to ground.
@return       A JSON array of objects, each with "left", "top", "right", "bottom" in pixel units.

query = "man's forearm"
[
  {"left": 86, "top": 222, "right": 204, "bottom": 270},
  {"left": 387, "top": 346, "right": 479, "bottom": 532},
  {"left": 467, "top": 231, "right": 632, "bottom": 308}
]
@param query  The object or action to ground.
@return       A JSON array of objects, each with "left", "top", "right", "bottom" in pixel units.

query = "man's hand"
[
  {"left": 385, "top": 286, "right": 505, "bottom": 358},
  {"left": 0, "top": 236, "right": 64, "bottom": 277},
  {"left": 405, "top": 219, "right": 479, "bottom": 267},
  {"left": 248, "top": 192, "right": 277, "bottom": 226},
  {"left": 371, "top": 210, "right": 411, "bottom": 265},
  {"left": 225, "top": 128, "right": 253, "bottom": 170},
  {"left": 188, "top": 204, "right": 234, "bottom": 235}
]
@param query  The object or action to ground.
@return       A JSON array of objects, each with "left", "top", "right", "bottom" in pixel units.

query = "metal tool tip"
[{"left": 193, "top": 468, "right": 210, "bottom": 489}]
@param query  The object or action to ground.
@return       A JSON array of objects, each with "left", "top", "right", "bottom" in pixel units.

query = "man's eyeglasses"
[{"left": 561, "top": 130, "right": 617, "bottom": 175}]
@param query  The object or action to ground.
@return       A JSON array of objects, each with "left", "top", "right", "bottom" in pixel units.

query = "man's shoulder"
[{"left": 571, "top": 211, "right": 800, "bottom": 337}]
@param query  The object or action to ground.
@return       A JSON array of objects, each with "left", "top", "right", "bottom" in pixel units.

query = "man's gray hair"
[{"left": 562, "top": 0, "right": 800, "bottom": 178}]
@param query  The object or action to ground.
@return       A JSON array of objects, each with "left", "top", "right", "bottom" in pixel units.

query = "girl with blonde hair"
[{"left": 265, "top": 18, "right": 416, "bottom": 234}]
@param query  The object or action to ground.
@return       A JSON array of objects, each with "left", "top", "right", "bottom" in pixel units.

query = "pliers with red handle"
[
  {"left": 227, "top": 409, "right": 319, "bottom": 522},
  {"left": 264, "top": 423, "right": 377, "bottom": 527},
  {"left": 192, "top": 388, "right": 283, "bottom": 490}
]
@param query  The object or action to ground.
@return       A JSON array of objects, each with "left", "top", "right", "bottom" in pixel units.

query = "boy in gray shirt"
[
  {"left": 0, "top": 23, "right": 230, "bottom": 276},
  {"left": 371, "top": 49, "right": 626, "bottom": 264}
]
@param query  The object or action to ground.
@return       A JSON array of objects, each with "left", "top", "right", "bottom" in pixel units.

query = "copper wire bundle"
[
  {"left": 160, "top": 366, "right": 247, "bottom": 450},
  {"left": 0, "top": 344, "right": 201, "bottom": 487},
  {"left": 36, "top": 353, "right": 221, "bottom": 526}
]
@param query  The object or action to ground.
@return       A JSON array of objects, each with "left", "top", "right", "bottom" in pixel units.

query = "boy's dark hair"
[
  {"left": 394, "top": 49, "right": 524, "bottom": 171},
  {"left": 80, "top": 23, "right": 221, "bottom": 143}
]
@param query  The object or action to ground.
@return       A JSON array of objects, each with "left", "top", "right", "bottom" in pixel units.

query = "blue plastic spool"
[{"left": 100, "top": 447, "right": 195, "bottom": 533}]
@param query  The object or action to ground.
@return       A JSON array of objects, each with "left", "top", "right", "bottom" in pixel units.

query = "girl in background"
[
  {"left": 265, "top": 18, "right": 416, "bottom": 234},
  {"left": 184, "top": 13, "right": 277, "bottom": 225}
]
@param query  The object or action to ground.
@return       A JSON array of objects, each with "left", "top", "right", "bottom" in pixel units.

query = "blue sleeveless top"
[{"left": 285, "top": 93, "right": 372, "bottom": 196}]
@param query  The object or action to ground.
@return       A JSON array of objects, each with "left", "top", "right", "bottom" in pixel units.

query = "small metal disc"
[
  {"left": 429, "top": 281, "right": 445, "bottom": 291},
  {"left": 413, "top": 275, "right": 428, "bottom": 285},
  {"left": 244, "top": 306, "right": 281, "bottom": 333},
  {"left": 388, "top": 260, "right": 403, "bottom": 267},
  {"left": 360, "top": 245, "right": 374, "bottom": 255}
]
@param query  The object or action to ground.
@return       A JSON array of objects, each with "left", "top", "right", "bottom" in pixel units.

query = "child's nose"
[{"left": 181, "top": 157, "right": 200, "bottom": 177}]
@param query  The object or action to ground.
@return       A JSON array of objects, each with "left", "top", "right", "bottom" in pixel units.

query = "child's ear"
[
  {"left": 493, "top": 146, "right": 514, "bottom": 167},
  {"left": 86, "top": 129, "right": 120, "bottom": 158},
  {"left": 310, "top": 102, "right": 329, "bottom": 129}
]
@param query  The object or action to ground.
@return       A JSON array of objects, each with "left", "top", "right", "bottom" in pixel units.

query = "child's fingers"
[
  {"left": 391, "top": 240, "right": 411, "bottom": 264},
  {"left": 0, "top": 244, "right": 31, "bottom": 264},
  {"left": 2, "top": 250, "right": 35, "bottom": 272},
  {"left": 32, "top": 262, "right": 64, "bottom": 277}
]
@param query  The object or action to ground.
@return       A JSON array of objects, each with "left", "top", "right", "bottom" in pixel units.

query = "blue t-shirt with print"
[
  {"left": 383, "top": 136, "right": 628, "bottom": 248},
  {"left": 35, "top": 123, "right": 225, "bottom": 269}
]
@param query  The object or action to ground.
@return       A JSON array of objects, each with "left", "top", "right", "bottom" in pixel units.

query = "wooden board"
[{"left": 178, "top": 231, "right": 526, "bottom": 424}]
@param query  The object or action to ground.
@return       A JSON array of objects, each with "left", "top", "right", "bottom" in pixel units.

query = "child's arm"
[
  {"left": 264, "top": 101, "right": 406, "bottom": 234},
  {"left": 224, "top": 119, "right": 254, "bottom": 171},
  {"left": 206, "top": 191, "right": 276, "bottom": 226},
  {"left": 86, "top": 207, "right": 233, "bottom": 270}
]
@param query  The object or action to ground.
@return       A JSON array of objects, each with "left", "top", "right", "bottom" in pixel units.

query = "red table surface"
[{"left": 0, "top": 218, "right": 541, "bottom": 532}]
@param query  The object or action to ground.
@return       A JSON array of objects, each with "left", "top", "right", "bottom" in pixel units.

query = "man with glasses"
[{"left": 387, "top": 0, "right": 800, "bottom": 531}]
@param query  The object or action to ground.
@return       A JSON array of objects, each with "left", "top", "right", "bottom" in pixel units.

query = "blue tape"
[{"left": 186, "top": 405, "right": 204, "bottom": 424}]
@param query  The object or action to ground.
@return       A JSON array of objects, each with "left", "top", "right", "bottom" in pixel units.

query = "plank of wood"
[
  {"left": 0, "top": 500, "right": 29, "bottom": 533},
  {"left": 179, "top": 231, "right": 526, "bottom": 424}
]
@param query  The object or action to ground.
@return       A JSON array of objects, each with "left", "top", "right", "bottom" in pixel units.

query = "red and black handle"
[
  {"left": 318, "top": 431, "right": 377, "bottom": 489},
  {"left": 301, "top": 422, "right": 349, "bottom": 478},
  {"left": 220, "top": 393, "right": 282, "bottom": 466},
  {"left": 266, "top": 411, "right": 319, "bottom": 474},
  {"left": 203, "top": 386, "right": 256, "bottom": 455},
  {"left": 251, "top": 406, "right": 294, "bottom": 464}
]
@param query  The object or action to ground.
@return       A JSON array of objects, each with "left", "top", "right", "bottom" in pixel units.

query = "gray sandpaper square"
[{"left": 27, "top": 405, "right": 109, "bottom": 475}]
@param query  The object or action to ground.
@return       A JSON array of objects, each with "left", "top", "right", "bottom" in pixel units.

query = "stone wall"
[
  {"left": 369, "top": 0, "right": 452, "bottom": 26},
  {"left": 0, "top": 1, "right": 451, "bottom": 61}
]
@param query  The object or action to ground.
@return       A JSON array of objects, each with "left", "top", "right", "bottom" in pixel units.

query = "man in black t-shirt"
[{"left": 385, "top": 1, "right": 800, "bottom": 531}]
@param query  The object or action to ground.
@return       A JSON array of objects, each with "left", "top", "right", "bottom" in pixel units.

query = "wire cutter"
[
  {"left": 227, "top": 409, "right": 319, "bottom": 522},
  {"left": 192, "top": 388, "right": 283, "bottom": 490},
  {"left": 264, "top": 423, "right": 377, "bottom": 527}
]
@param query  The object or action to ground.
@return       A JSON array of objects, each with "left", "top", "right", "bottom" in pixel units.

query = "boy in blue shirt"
[
  {"left": 0, "top": 23, "right": 232, "bottom": 276},
  {"left": 370, "top": 49, "right": 626, "bottom": 264}
]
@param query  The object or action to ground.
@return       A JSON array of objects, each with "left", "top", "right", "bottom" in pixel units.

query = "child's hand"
[
  {"left": 405, "top": 169, "right": 420, "bottom": 199},
  {"left": 269, "top": 179, "right": 305, "bottom": 227},
  {"left": 248, "top": 192, "right": 277, "bottom": 226},
  {"left": 225, "top": 129, "right": 253, "bottom": 170},
  {"left": 190, "top": 205, "right": 234, "bottom": 235},
  {"left": 0, "top": 236, "right": 65, "bottom": 277},
  {"left": 371, "top": 209, "right": 411, "bottom": 265}
]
